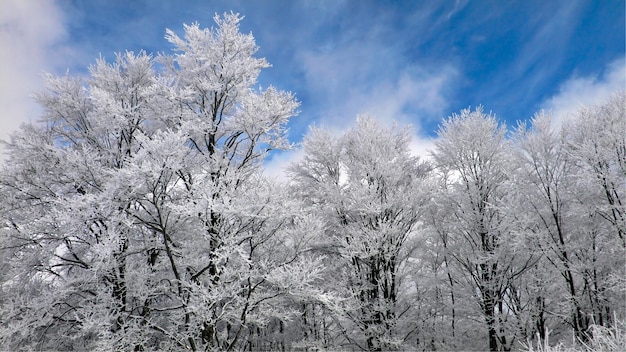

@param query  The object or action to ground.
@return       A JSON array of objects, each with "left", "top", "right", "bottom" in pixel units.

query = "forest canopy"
[{"left": 1, "top": 13, "right": 624, "bottom": 352}]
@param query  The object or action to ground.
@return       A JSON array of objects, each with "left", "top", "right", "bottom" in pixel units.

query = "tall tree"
[
  {"left": 1, "top": 50, "right": 162, "bottom": 351},
  {"left": 289, "top": 116, "right": 430, "bottom": 351},
  {"left": 512, "top": 112, "right": 592, "bottom": 343},
  {"left": 1, "top": 13, "right": 322, "bottom": 352},
  {"left": 566, "top": 93, "right": 626, "bottom": 328},
  {"left": 567, "top": 92, "right": 626, "bottom": 249},
  {"left": 511, "top": 99, "right": 625, "bottom": 344},
  {"left": 431, "top": 107, "right": 530, "bottom": 351}
]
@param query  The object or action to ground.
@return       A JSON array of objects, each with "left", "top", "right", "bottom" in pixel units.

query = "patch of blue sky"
[{"left": 1, "top": 0, "right": 623, "bottom": 164}]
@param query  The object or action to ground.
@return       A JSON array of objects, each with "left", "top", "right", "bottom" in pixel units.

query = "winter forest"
[{"left": 1, "top": 14, "right": 624, "bottom": 352}]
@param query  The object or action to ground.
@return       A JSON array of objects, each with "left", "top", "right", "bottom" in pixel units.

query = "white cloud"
[
  {"left": 542, "top": 58, "right": 625, "bottom": 127},
  {"left": 294, "top": 40, "right": 451, "bottom": 172},
  {"left": 262, "top": 149, "right": 305, "bottom": 182},
  {"left": 299, "top": 38, "right": 456, "bottom": 131},
  {"left": 348, "top": 71, "right": 454, "bottom": 126},
  {"left": 409, "top": 136, "right": 436, "bottom": 161},
  {"left": 0, "top": 0, "right": 69, "bottom": 157}
]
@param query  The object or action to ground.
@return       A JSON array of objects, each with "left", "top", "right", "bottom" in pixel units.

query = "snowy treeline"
[{"left": 1, "top": 14, "right": 624, "bottom": 351}]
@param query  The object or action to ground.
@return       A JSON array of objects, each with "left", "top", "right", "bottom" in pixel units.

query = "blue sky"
[{"left": 1, "top": 0, "right": 624, "bottom": 169}]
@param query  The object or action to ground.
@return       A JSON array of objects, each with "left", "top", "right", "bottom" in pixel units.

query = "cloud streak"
[
  {"left": 300, "top": 45, "right": 456, "bottom": 126},
  {"left": 542, "top": 58, "right": 625, "bottom": 127},
  {"left": 0, "top": 0, "right": 622, "bottom": 168}
]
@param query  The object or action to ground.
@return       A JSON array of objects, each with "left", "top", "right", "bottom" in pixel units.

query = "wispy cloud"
[
  {"left": 263, "top": 148, "right": 305, "bottom": 182},
  {"left": 1, "top": 0, "right": 622, "bottom": 169},
  {"left": 0, "top": 0, "right": 70, "bottom": 155},
  {"left": 542, "top": 58, "right": 625, "bottom": 127},
  {"left": 445, "top": 0, "right": 469, "bottom": 21},
  {"left": 295, "top": 10, "right": 457, "bottom": 133},
  {"left": 509, "top": 2, "right": 583, "bottom": 100}
]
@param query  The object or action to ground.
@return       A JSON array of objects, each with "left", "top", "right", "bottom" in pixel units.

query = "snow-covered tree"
[
  {"left": 510, "top": 96, "right": 626, "bottom": 346},
  {"left": 512, "top": 112, "right": 592, "bottom": 344},
  {"left": 566, "top": 92, "right": 626, "bottom": 329},
  {"left": 1, "top": 13, "right": 323, "bottom": 351},
  {"left": 289, "top": 116, "right": 431, "bottom": 351},
  {"left": 430, "top": 107, "right": 532, "bottom": 351},
  {"left": 567, "top": 92, "right": 625, "bottom": 250}
]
